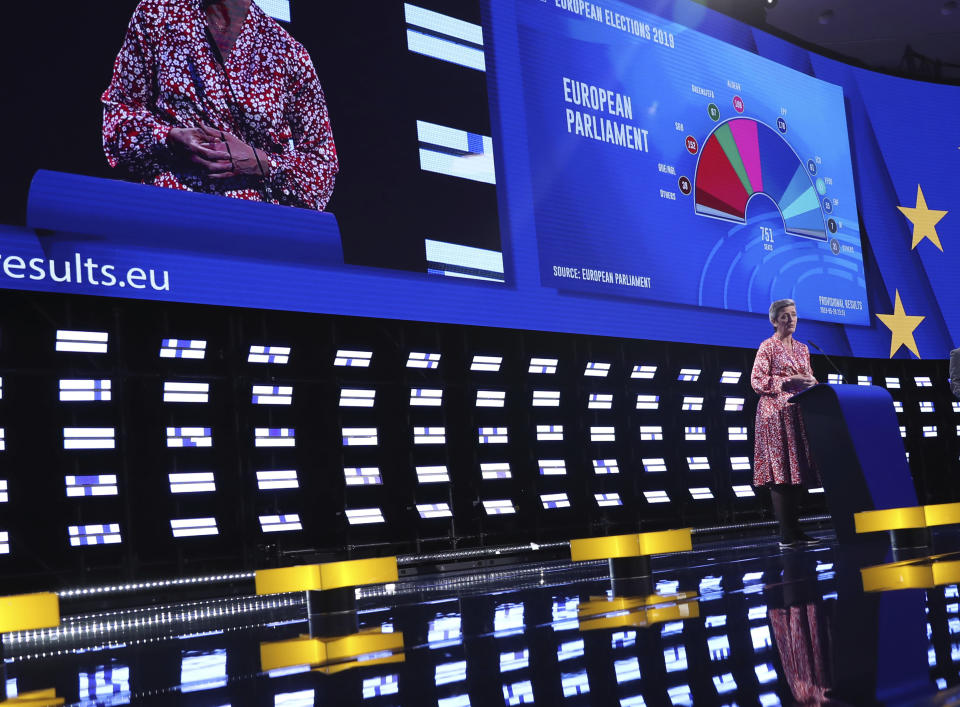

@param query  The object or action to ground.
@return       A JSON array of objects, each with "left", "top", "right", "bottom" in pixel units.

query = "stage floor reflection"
[{"left": 6, "top": 532, "right": 960, "bottom": 706}]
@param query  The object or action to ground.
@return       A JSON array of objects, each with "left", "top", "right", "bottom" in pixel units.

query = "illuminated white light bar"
[
  {"left": 588, "top": 393, "right": 613, "bottom": 410},
  {"left": 503, "top": 681, "right": 534, "bottom": 705},
  {"left": 730, "top": 456, "right": 751, "bottom": 471},
  {"left": 500, "top": 649, "right": 529, "bottom": 672},
  {"left": 170, "top": 517, "right": 218, "bottom": 538},
  {"left": 593, "top": 459, "right": 619, "bottom": 475},
  {"left": 631, "top": 365, "right": 657, "bottom": 379},
  {"left": 537, "top": 425, "right": 563, "bottom": 441},
  {"left": 342, "top": 427, "right": 378, "bottom": 446},
  {"left": 724, "top": 397, "right": 745, "bottom": 412},
  {"left": 644, "top": 490, "right": 670, "bottom": 504},
  {"left": 690, "top": 487, "right": 714, "bottom": 500},
  {"left": 893, "top": 401, "right": 903, "bottom": 413},
  {"left": 828, "top": 373, "right": 844, "bottom": 384},
  {"left": 69, "top": 523, "right": 121, "bottom": 546},
  {"left": 529, "top": 358, "right": 558, "bottom": 374},
  {"left": 685, "top": 426, "right": 706, "bottom": 441},
  {"left": 558, "top": 639, "right": 584, "bottom": 662},
  {"left": 591, "top": 426, "right": 616, "bottom": 442},
  {"left": 0, "top": 530, "right": 7, "bottom": 554},
  {"left": 252, "top": 385, "right": 292, "bottom": 405},
  {"left": 426, "top": 238, "right": 505, "bottom": 282},
  {"left": 532, "top": 390, "right": 560, "bottom": 407},
  {"left": 636, "top": 394, "right": 660, "bottom": 410},
  {"left": 541, "top": 493, "right": 570, "bottom": 509},
  {"left": 923, "top": 426, "right": 938, "bottom": 438},
  {"left": 481, "top": 462, "right": 511, "bottom": 480},
  {"left": 915, "top": 376, "right": 933, "bottom": 387},
  {"left": 886, "top": 377, "right": 901, "bottom": 389},
  {"left": 538, "top": 459, "right": 567, "bottom": 476},
  {"left": 808, "top": 487, "right": 825, "bottom": 494},
  {"left": 334, "top": 350, "right": 372, "bottom": 367},
  {"left": 169, "top": 472, "right": 216, "bottom": 494},
  {"left": 0, "top": 428, "right": 4, "bottom": 451},
  {"left": 160, "top": 339, "right": 206, "bottom": 359},
  {"left": 256, "top": 427, "right": 295, "bottom": 447},
  {"left": 418, "top": 120, "right": 496, "bottom": 185},
  {"left": 405, "top": 4, "right": 485, "bottom": 71},
  {"left": 257, "top": 469, "right": 299, "bottom": 490},
  {"left": 57, "top": 330, "right": 108, "bottom": 354},
  {"left": 900, "top": 426, "right": 907, "bottom": 438},
  {"left": 857, "top": 375, "right": 872, "bottom": 386},
  {"left": 363, "top": 676, "right": 398, "bottom": 700},
  {"left": 479, "top": 426, "right": 508, "bottom": 444},
  {"left": 678, "top": 368, "right": 701, "bottom": 382},
  {"left": 247, "top": 344, "right": 290, "bottom": 364},
  {"left": 254, "top": 0, "right": 291, "bottom": 22},
  {"left": 483, "top": 499, "right": 516, "bottom": 515},
  {"left": 344, "top": 467, "right": 382, "bottom": 486},
  {"left": 59, "top": 379, "right": 111, "bottom": 402},
  {"left": 0, "top": 376, "right": 3, "bottom": 399},
  {"left": 417, "top": 503, "right": 453, "bottom": 519},
  {"left": 0, "top": 479, "right": 6, "bottom": 503},
  {"left": 953, "top": 402, "right": 960, "bottom": 413},
  {"left": 410, "top": 388, "right": 443, "bottom": 406},
  {"left": 615, "top": 658, "right": 641, "bottom": 684},
  {"left": 436, "top": 661, "right": 468, "bottom": 687},
  {"left": 687, "top": 456, "right": 710, "bottom": 471},
  {"left": 643, "top": 458, "right": 667, "bottom": 473},
  {"left": 416, "top": 465, "right": 449, "bottom": 484},
  {"left": 682, "top": 396, "right": 704, "bottom": 411},
  {"left": 561, "top": 671, "right": 590, "bottom": 697},
  {"left": 720, "top": 371, "right": 742, "bottom": 384},
  {"left": 476, "top": 390, "right": 505, "bottom": 407},
  {"left": 640, "top": 425, "right": 663, "bottom": 441},
  {"left": 163, "top": 381, "right": 209, "bottom": 403},
  {"left": 64, "top": 427, "right": 116, "bottom": 450},
  {"left": 471, "top": 355, "right": 503, "bottom": 372},
  {"left": 346, "top": 508, "right": 385, "bottom": 525},
  {"left": 920, "top": 401, "right": 935, "bottom": 413},
  {"left": 584, "top": 362, "right": 611, "bottom": 377},
  {"left": 728, "top": 426, "right": 748, "bottom": 441},
  {"left": 260, "top": 514, "right": 302, "bottom": 533},
  {"left": 415, "top": 426, "right": 446, "bottom": 444},
  {"left": 407, "top": 351, "right": 441, "bottom": 369},
  {"left": 957, "top": 425, "right": 960, "bottom": 436},
  {"left": 732, "top": 484, "right": 755, "bottom": 498},
  {"left": 167, "top": 427, "right": 212, "bottom": 448},
  {"left": 595, "top": 492, "right": 622, "bottom": 507},
  {"left": 339, "top": 388, "right": 375, "bottom": 408},
  {"left": 66, "top": 475, "right": 118, "bottom": 497}
]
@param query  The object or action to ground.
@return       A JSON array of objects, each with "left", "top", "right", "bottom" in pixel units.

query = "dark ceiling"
[{"left": 699, "top": 0, "right": 960, "bottom": 82}]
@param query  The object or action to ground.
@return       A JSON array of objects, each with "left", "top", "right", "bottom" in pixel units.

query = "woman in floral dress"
[{"left": 751, "top": 299, "right": 820, "bottom": 547}]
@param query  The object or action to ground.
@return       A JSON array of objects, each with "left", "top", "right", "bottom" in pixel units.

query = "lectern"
[{"left": 790, "top": 383, "right": 917, "bottom": 544}]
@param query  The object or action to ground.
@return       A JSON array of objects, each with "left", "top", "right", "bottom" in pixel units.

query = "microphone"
[{"left": 807, "top": 339, "right": 846, "bottom": 384}]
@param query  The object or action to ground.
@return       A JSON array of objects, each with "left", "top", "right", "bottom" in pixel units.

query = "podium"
[{"left": 789, "top": 384, "right": 917, "bottom": 544}]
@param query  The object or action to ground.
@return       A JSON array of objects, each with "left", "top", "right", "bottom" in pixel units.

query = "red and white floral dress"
[
  {"left": 751, "top": 336, "right": 819, "bottom": 486},
  {"left": 102, "top": 0, "right": 337, "bottom": 210}
]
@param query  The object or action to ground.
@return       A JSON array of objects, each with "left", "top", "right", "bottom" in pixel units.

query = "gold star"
[
  {"left": 897, "top": 185, "right": 947, "bottom": 251},
  {"left": 876, "top": 290, "right": 925, "bottom": 358}
]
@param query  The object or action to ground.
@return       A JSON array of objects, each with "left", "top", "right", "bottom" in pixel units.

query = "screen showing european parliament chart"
[{"left": 512, "top": 0, "right": 867, "bottom": 325}]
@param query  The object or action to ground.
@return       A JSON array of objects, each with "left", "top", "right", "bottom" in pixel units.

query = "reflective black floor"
[{"left": 5, "top": 531, "right": 960, "bottom": 706}]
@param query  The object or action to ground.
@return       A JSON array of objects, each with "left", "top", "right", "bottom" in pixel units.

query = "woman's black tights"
[{"left": 770, "top": 484, "right": 802, "bottom": 541}]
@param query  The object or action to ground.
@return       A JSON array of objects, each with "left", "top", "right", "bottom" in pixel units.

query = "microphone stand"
[{"left": 807, "top": 339, "right": 846, "bottom": 384}]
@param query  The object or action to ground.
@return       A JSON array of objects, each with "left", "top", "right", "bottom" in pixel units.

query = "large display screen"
[
  {"left": 516, "top": 0, "right": 866, "bottom": 324},
  {"left": 1, "top": 0, "right": 959, "bottom": 359}
]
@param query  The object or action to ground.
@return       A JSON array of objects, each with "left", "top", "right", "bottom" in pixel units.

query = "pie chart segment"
[
  {"left": 694, "top": 130, "right": 751, "bottom": 219},
  {"left": 694, "top": 117, "right": 827, "bottom": 241}
]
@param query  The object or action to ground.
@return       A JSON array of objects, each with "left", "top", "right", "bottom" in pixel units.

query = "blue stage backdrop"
[{"left": 0, "top": 0, "right": 958, "bottom": 360}]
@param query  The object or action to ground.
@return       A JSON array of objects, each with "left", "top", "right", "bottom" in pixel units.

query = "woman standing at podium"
[{"left": 751, "top": 299, "right": 820, "bottom": 548}]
